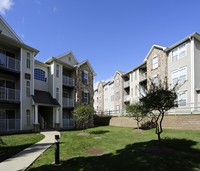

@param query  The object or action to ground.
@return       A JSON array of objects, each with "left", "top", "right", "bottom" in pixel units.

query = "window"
[
  {"left": 178, "top": 91, "right": 187, "bottom": 106},
  {"left": 152, "top": 56, "right": 158, "bottom": 69},
  {"left": 56, "top": 88, "right": 59, "bottom": 100},
  {"left": 152, "top": 75, "right": 159, "bottom": 86},
  {"left": 34, "top": 69, "right": 46, "bottom": 82},
  {"left": 56, "top": 64, "right": 59, "bottom": 78},
  {"left": 82, "top": 91, "right": 90, "bottom": 104},
  {"left": 171, "top": 67, "right": 187, "bottom": 85},
  {"left": 82, "top": 70, "right": 88, "bottom": 84},
  {"left": 26, "top": 81, "right": 30, "bottom": 97},
  {"left": 27, "top": 53, "right": 30, "bottom": 69},
  {"left": 26, "top": 110, "right": 31, "bottom": 126},
  {"left": 171, "top": 43, "right": 186, "bottom": 62}
]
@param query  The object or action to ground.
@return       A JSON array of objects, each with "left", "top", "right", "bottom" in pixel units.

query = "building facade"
[
  {"left": 0, "top": 16, "right": 96, "bottom": 132},
  {"left": 94, "top": 32, "right": 200, "bottom": 115}
]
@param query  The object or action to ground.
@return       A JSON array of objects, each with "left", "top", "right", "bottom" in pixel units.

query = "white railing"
[
  {"left": 0, "top": 55, "right": 20, "bottom": 71},
  {"left": 63, "top": 119, "right": 75, "bottom": 129},
  {"left": 63, "top": 97, "right": 74, "bottom": 107},
  {"left": 0, "top": 87, "right": 20, "bottom": 102},
  {"left": 0, "top": 119, "right": 20, "bottom": 131},
  {"left": 139, "top": 72, "right": 147, "bottom": 82},
  {"left": 63, "top": 76, "right": 74, "bottom": 87},
  {"left": 124, "top": 95, "right": 130, "bottom": 102},
  {"left": 123, "top": 81, "right": 130, "bottom": 88}
]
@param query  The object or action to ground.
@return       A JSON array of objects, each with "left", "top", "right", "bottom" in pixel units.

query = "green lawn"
[
  {"left": 28, "top": 126, "right": 200, "bottom": 171},
  {"left": 0, "top": 133, "right": 44, "bottom": 162}
]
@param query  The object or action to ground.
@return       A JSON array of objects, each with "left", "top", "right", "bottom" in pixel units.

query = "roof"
[
  {"left": 78, "top": 60, "right": 96, "bottom": 76},
  {"left": 165, "top": 32, "right": 200, "bottom": 51},
  {"left": 144, "top": 44, "right": 166, "bottom": 61},
  {"left": 0, "top": 16, "right": 39, "bottom": 55},
  {"left": 31, "top": 90, "right": 60, "bottom": 106}
]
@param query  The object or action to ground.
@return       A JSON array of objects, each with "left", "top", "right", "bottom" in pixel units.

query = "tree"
[
  {"left": 126, "top": 102, "right": 147, "bottom": 129},
  {"left": 140, "top": 80, "right": 179, "bottom": 144},
  {"left": 73, "top": 104, "right": 95, "bottom": 129}
]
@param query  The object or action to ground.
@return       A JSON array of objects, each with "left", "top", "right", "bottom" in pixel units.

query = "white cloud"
[{"left": 0, "top": 0, "right": 14, "bottom": 15}]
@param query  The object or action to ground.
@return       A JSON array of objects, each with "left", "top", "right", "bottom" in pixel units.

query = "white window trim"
[
  {"left": 152, "top": 55, "right": 158, "bottom": 69},
  {"left": 171, "top": 43, "right": 187, "bottom": 62},
  {"left": 178, "top": 90, "right": 187, "bottom": 106},
  {"left": 171, "top": 66, "right": 187, "bottom": 85}
]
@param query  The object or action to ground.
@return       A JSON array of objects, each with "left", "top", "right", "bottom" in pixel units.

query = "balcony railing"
[
  {"left": 63, "top": 76, "right": 74, "bottom": 87},
  {"left": 63, "top": 119, "right": 75, "bottom": 129},
  {"left": 63, "top": 97, "right": 74, "bottom": 107},
  {"left": 139, "top": 72, "right": 147, "bottom": 82},
  {"left": 0, "top": 87, "right": 20, "bottom": 102},
  {"left": 0, "top": 55, "right": 20, "bottom": 72},
  {"left": 0, "top": 119, "right": 20, "bottom": 131},
  {"left": 124, "top": 95, "right": 130, "bottom": 102},
  {"left": 123, "top": 81, "right": 130, "bottom": 88}
]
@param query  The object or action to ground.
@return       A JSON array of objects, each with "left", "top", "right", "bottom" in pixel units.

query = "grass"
[
  {"left": 0, "top": 133, "right": 44, "bottom": 162},
  {"left": 27, "top": 126, "right": 200, "bottom": 171}
]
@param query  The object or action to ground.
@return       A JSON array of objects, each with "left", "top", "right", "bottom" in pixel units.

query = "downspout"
[{"left": 190, "top": 37, "right": 195, "bottom": 112}]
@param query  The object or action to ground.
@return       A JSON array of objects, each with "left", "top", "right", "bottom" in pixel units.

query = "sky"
[{"left": 1, "top": 0, "right": 200, "bottom": 86}]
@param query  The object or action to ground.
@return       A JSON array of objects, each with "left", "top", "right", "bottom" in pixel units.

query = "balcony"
[
  {"left": 0, "top": 55, "right": 20, "bottom": 72},
  {"left": 139, "top": 72, "right": 147, "bottom": 82},
  {"left": 63, "top": 97, "right": 74, "bottom": 108},
  {"left": 124, "top": 81, "right": 130, "bottom": 88},
  {"left": 0, "top": 119, "right": 20, "bottom": 131},
  {"left": 63, "top": 119, "right": 75, "bottom": 129},
  {"left": 0, "top": 87, "right": 20, "bottom": 102},
  {"left": 124, "top": 95, "right": 130, "bottom": 102},
  {"left": 63, "top": 75, "right": 74, "bottom": 87}
]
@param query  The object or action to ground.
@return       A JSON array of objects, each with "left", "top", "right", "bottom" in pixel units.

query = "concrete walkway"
[{"left": 0, "top": 131, "right": 60, "bottom": 171}]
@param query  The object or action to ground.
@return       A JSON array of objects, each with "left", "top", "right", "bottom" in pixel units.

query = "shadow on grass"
[
  {"left": 0, "top": 143, "right": 34, "bottom": 162},
  {"left": 28, "top": 138, "right": 200, "bottom": 171}
]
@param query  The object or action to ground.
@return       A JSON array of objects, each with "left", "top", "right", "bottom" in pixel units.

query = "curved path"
[{"left": 0, "top": 131, "right": 60, "bottom": 171}]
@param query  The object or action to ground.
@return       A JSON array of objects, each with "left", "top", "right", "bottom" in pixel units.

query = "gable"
[
  {"left": 0, "top": 16, "right": 23, "bottom": 43},
  {"left": 144, "top": 45, "right": 166, "bottom": 62},
  {"left": 57, "top": 51, "right": 78, "bottom": 66}
]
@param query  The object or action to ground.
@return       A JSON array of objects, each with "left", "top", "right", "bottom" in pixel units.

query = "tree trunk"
[{"left": 137, "top": 121, "right": 140, "bottom": 129}]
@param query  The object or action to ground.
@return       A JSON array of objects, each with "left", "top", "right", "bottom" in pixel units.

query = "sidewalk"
[{"left": 0, "top": 131, "right": 60, "bottom": 171}]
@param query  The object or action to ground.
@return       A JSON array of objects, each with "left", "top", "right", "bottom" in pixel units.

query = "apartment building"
[
  {"left": 0, "top": 16, "right": 96, "bottom": 132},
  {"left": 94, "top": 32, "right": 200, "bottom": 115}
]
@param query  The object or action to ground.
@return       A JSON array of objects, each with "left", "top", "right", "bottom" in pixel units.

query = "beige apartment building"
[
  {"left": 0, "top": 16, "right": 96, "bottom": 132},
  {"left": 94, "top": 32, "right": 200, "bottom": 115}
]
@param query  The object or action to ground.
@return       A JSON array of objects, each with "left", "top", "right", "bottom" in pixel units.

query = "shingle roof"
[{"left": 31, "top": 90, "right": 60, "bottom": 106}]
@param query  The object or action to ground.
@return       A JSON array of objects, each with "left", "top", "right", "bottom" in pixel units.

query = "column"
[
  {"left": 35, "top": 105, "right": 38, "bottom": 124},
  {"left": 55, "top": 107, "right": 60, "bottom": 130},
  {"left": 33, "top": 105, "right": 40, "bottom": 132}
]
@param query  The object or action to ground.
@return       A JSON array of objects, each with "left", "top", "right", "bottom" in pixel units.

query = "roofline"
[
  {"left": 165, "top": 32, "right": 200, "bottom": 51},
  {"left": 78, "top": 59, "right": 97, "bottom": 76},
  {"left": 144, "top": 44, "right": 166, "bottom": 61},
  {"left": 45, "top": 57, "right": 75, "bottom": 69},
  {"left": 0, "top": 15, "right": 23, "bottom": 43},
  {"left": 35, "top": 59, "right": 50, "bottom": 67},
  {"left": 0, "top": 34, "right": 39, "bottom": 55},
  {"left": 56, "top": 50, "right": 79, "bottom": 64}
]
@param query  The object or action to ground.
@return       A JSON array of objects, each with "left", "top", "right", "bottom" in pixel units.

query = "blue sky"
[{"left": 1, "top": 0, "right": 200, "bottom": 84}]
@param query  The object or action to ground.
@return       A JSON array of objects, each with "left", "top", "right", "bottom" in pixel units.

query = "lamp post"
[{"left": 55, "top": 135, "right": 60, "bottom": 165}]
